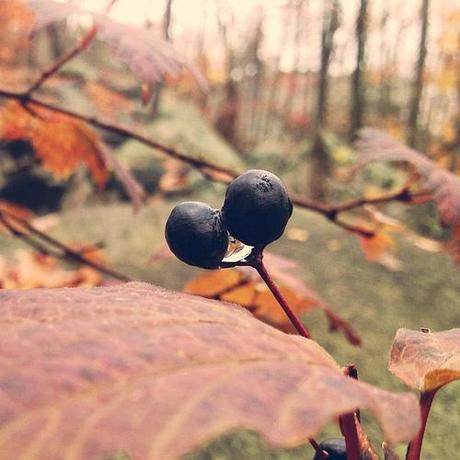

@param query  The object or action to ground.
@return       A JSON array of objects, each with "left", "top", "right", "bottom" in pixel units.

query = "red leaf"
[{"left": 0, "top": 283, "right": 419, "bottom": 458}]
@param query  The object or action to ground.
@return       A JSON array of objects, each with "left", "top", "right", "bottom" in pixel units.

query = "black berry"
[
  {"left": 313, "top": 438, "right": 347, "bottom": 459},
  {"left": 165, "top": 201, "right": 229, "bottom": 269},
  {"left": 222, "top": 169, "right": 293, "bottom": 246}
]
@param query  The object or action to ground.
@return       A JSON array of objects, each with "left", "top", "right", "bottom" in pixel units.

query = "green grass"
[{"left": 1, "top": 198, "right": 459, "bottom": 459}]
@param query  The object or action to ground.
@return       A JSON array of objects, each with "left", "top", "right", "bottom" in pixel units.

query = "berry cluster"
[{"left": 165, "top": 170, "right": 293, "bottom": 269}]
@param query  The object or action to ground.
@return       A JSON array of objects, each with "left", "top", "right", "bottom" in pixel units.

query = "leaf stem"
[
  {"left": 251, "top": 254, "right": 311, "bottom": 339},
  {"left": 405, "top": 389, "right": 437, "bottom": 460},
  {"left": 339, "top": 365, "right": 361, "bottom": 460}
]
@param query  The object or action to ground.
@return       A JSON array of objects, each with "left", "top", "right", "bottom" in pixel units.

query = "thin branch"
[
  {"left": 25, "top": 26, "right": 98, "bottom": 97},
  {"left": 24, "top": 0, "right": 118, "bottom": 97},
  {"left": 0, "top": 87, "right": 430, "bottom": 238},
  {"left": 0, "top": 209, "right": 131, "bottom": 282}
]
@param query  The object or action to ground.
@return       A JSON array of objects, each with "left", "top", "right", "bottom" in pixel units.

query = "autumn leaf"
[
  {"left": 389, "top": 328, "right": 460, "bottom": 392},
  {"left": 0, "top": 248, "right": 104, "bottom": 289},
  {"left": 360, "top": 232, "right": 395, "bottom": 261},
  {"left": 355, "top": 128, "right": 460, "bottom": 228},
  {"left": 0, "top": 100, "right": 108, "bottom": 187},
  {"left": 184, "top": 253, "right": 361, "bottom": 346},
  {"left": 0, "top": 283, "right": 419, "bottom": 459},
  {"left": 26, "top": 0, "right": 208, "bottom": 89}
]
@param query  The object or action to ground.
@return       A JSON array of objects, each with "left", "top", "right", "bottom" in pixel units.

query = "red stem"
[
  {"left": 339, "top": 413, "right": 360, "bottom": 460},
  {"left": 253, "top": 257, "right": 311, "bottom": 338},
  {"left": 406, "top": 389, "right": 437, "bottom": 460},
  {"left": 338, "top": 365, "right": 361, "bottom": 460}
]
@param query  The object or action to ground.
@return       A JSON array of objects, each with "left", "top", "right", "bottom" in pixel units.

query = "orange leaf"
[
  {"left": 253, "top": 285, "right": 317, "bottom": 326},
  {"left": 183, "top": 269, "right": 244, "bottom": 298},
  {"left": 220, "top": 282, "right": 256, "bottom": 307},
  {"left": 360, "top": 232, "right": 395, "bottom": 261},
  {"left": 0, "top": 101, "right": 108, "bottom": 187}
]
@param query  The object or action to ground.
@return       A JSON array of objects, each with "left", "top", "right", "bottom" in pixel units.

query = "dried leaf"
[
  {"left": 184, "top": 269, "right": 245, "bottom": 298},
  {"left": 0, "top": 283, "right": 419, "bottom": 458},
  {"left": 184, "top": 253, "right": 361, "bottom": 346},
  {"left": 26, "top": 1, "right": 208, "bottom": 89},
  {"left": 94, "top": 15, "right": 208, "bottom": 89},
  {"left": 26, "top": 0, "right": 84, "bottom": 30},
  {"left": 0, "top": 248, "right": 104, "bottom": 289},
  {"left": 85, "top": 81, "right": 134, "bottom": 118},
  {"left": 389, "top": 328, "right": 460, "bottom": 392},
  {"left": 360, "top": 233, "right": 395, "bottom": 262},
  {"left": 0, "top": 101, "right": 108, "bottom": 187},
  {"left": 355, "top": 128, "right": 460, "bottom": 228}
]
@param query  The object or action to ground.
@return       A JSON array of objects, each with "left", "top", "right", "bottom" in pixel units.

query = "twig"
[
  {"left": 24, "top": 0, "right": 118, "bottom": 97},
  {"left": 0, "top": 87, "right": 430, "bottom": 238},
  {"left": 0, "top": 209, "right": 131, "bottom": 282},
  {"left": 25, "top": 26, "right": 98, "bottom": 97}
]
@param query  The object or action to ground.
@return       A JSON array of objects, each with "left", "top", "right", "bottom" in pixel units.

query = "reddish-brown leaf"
[
  {"left": 355, "top": 128, "right": 460, "bottom": 228},
  {"left": 389, "top": 328, "right": 460, "bottom": 392},
  {"left": 0, "top": 101, "right": 108, "bottom": 187},
  {"left": 26, "top": 1, "right": 208, "bottom": 89},
  {"left": 0, "top": 283, "right": 419, "bottom": 459}
]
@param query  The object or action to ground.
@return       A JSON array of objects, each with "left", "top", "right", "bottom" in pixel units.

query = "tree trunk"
[
  {"left": 151, "top": 0, "right": 173, "bottom": 117},
  {"left": 309, "top": 0, "right": 339, "bottom": 200},
  {"left": 349, "top": 0, "right": 368, "bottom": 141},
  {"left": 407, "top": 0, "right": 430, "bottom": 148}
]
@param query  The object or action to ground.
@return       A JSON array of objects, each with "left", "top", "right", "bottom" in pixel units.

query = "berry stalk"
[
  {"left": 252, "top": 255, "right": 311, "bottom": 339},
  {"left": 406, "top": 389, "right": 438, "bottom": 460}
]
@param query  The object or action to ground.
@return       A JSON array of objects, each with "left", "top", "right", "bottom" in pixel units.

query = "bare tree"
[
  {"left": 151, "top": 0, "right": 174, "bottom": 116},
  {"left": 407, "top": 0, "right": 430, "bottom": 148},
  {"left": 309, "top": 0, "right": 340, "bottom": 200},
  {"left": 349, "top": 0, "right": 368, "bottom": 141}
]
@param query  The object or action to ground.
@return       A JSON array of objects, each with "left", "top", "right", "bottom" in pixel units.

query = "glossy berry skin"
[
  {"left": 313, "top": 438, "right": 347, "bottom": 459},
  {"left": 222, "top": 169, "right": 293, "bottom": 246},
  {"left": 165, "top": 201, "right": 228, "bottom": 269}
]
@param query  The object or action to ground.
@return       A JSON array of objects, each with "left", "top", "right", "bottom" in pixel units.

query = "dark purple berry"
[
  {"left": 165, "top": 201, "right": 228, "bottom": 269},
  {"left": 313, "top": 438, "right": 347, "bottom": 459},
  {"left": 222, "top": 169, "right": 292, "bottom": 246}
]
